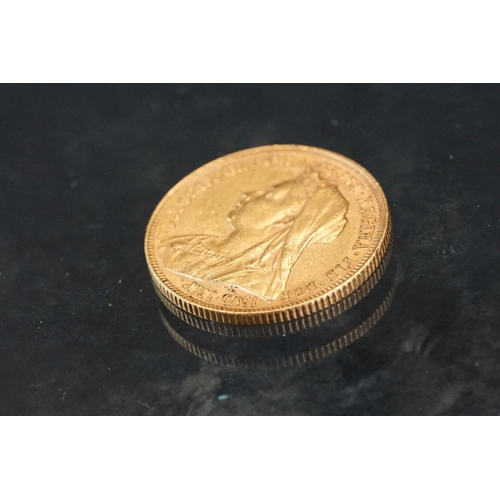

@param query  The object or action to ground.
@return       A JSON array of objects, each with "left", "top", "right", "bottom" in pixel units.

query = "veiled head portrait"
[{"left": 159, "top": 169, "right": 349, "bottom": 300}]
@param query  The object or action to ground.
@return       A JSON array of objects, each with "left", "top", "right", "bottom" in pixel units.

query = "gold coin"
[{"left": 145, "top": 145, "right": 391, "bottom": 325}]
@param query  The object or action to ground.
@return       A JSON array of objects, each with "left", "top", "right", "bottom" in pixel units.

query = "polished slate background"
[{"left": 1, "top": 84, "right": 499, "bottom": 415}]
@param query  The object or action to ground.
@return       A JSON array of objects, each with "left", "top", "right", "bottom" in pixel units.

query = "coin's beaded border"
[{"left": 145, "top": 145, "right": 391, "bottom": 325}]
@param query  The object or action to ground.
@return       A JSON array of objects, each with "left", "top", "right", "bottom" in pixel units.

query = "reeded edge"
[
  {"left": 154, "top": 237, "right": 393, "bottom": 337},
  {"left": 160, "top": 278, "right": 398, "bottom": 369},
  {"left": 145, "top": 144, "right": 392, "bottom": 325}
]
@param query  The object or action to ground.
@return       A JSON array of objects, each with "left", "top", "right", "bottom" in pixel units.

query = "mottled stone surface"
[{"left": 1, "top": 84, "right": 499, "bottom": 415}]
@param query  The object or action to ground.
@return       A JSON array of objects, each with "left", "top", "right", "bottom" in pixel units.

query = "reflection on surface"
[
  {"left": 157, "top": 252, "right": 399, "bottom": 369},
  {"left": 155, "top": 238, "right": 394, "bottom": 338}
]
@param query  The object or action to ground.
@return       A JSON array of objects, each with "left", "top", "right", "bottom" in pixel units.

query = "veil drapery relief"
[{"left": 158, "top": 168, "right": 349, "bottom": 300}]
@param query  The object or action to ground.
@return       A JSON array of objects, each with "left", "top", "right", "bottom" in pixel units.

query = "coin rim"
[{"left": 145, "top": 145, "right": 391, "bottom": 325}]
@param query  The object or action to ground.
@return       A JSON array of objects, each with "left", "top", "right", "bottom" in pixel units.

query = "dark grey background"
[{"left": 1, "top": 84, "right": 499, "bottom": 415}]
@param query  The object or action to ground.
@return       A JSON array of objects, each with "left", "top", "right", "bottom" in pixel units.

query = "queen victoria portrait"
[{"left": 158, "top": 169, "right": 349, "bottom": 301}]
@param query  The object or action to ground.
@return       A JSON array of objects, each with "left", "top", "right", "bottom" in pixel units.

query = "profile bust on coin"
[
  {"left": 158, "top": 169, "right": 348, "bottom": 301},
  {"left": 145, "top": 145, "right": 391, "bottom": 324}
]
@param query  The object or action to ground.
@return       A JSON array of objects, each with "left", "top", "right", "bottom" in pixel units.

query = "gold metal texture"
[{"left": 145, "top": 145, "right": 391, "bottom": 325}]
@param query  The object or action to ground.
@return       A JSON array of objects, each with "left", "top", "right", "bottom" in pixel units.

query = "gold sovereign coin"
[{"left": 145, "top": 145, "right": 391, "bottom": 325}]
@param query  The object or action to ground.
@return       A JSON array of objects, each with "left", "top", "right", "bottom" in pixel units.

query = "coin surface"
[{"left": 145, "top": 145, "right": 391, "bottom": 324}]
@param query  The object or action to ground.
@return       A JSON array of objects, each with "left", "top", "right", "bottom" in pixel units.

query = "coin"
[{"left": 145, "top": 145, "right": 391, "bottom": 325}]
